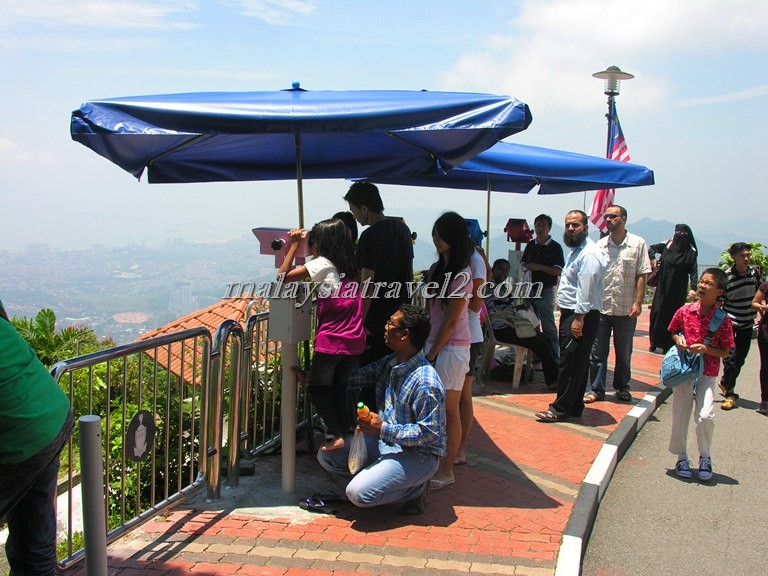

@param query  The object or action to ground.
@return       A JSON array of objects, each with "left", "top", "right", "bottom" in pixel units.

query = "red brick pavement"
[{"left": 67, "top": 310, "right": 663, "bottom": 576}]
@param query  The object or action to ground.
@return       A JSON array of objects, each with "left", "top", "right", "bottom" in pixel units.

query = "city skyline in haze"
[{"left": 1, "top": 0, "right": 766, "bottom": 252}]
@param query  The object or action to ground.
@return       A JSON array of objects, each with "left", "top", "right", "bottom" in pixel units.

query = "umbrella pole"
[
  {"left": 485, "top": 177, "right": 491, "bottom": 258},
  {"left": 295, "top": 134, "right": 305, "bottom": 229}
]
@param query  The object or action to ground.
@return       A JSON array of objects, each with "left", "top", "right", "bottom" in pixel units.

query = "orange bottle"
[{"left": 357, "top": 402, "right": 372, "bottom": 423}]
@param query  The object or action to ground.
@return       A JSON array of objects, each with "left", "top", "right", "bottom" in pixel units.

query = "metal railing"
[
  {"left": 48, "top": 307, "right": 314, "bottom": 569},
  {"left": 239, "top": 311, "right": 313, "bottom": 459},
  {"left": 50, "top": 328, "right": 212, "bottom": 569}
]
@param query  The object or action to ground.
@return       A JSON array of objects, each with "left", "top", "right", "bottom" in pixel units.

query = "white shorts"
[{"left": 425, "top": 344, "right": 470, "bottom": 391}]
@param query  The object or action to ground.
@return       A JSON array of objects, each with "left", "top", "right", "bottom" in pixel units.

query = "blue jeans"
[
  {"left": 317, "top": 434, "right": 439, "bottom": 507},
  {"left": 531, "top": 286, "right": 559, "bottom": 363},
  {"left": 588, "top": 314, "right": 637, "bottom": 397},
  {"left": 1, "top": 411, "right": 73, "bottom": 576}
]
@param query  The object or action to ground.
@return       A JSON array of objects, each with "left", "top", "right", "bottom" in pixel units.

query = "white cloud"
[
  {"left": 439, "top": 0, "right": 768, "bottom": 112},
  {"left": 0, "top": 137, "right": 47, "bottom": 163},
  {"left": 219, "top": 0, "right": 319, "bottom": 25},
  {"left": 678, "top": 84, "right": 768, "bottom": 108},
  {"left": 0, "top": 0, "right": 201, "bottom": 29}
]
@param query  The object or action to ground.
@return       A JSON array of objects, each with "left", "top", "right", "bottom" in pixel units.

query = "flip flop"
[
  {"left": 311, "top": 491, "right": 346, "bottom": 503},
  {"left": 454, "top": 458, "right": 467, "bottom": 466},
  {"left": 298, "top": 497, "right": 336, "bottom": 514},
  {"left": 535, "top": 410, "right": 562, "bottom": 423},
  {"left": 429, "top": 477, "right": 455, "bottom": 491}
]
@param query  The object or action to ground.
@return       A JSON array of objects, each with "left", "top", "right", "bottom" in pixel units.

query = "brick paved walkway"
[{"left": 58, "top": 311, "right": 662, "bottom": 576}]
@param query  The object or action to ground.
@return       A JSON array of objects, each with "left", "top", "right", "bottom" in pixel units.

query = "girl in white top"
[{"left": 424, "top": 211, "right": 473, "bottom": 490}]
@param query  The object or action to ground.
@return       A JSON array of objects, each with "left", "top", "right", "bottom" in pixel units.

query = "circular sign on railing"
[{"left": 126, "top": 410, "right": 156, "bottom": 462}]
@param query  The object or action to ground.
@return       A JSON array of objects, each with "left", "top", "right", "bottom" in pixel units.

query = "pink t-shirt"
[
  {"left": 668, "top": 301, "right": 735, "bottom": 377},
  {"left": 426, "top": 266, "right": 472, "bottom": 348},
  {"left": 304, "top": 256, "right": 365, "bottom": 356}
]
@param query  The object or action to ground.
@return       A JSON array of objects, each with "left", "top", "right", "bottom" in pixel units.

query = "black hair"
[
  {"left": 567, "top": 209, "right": 588, "bottom": 225},
  {"left": 701, "top": 267, "right": 728, "bottom": 290},
  {"left": 332, "top": 211, "right": 358, "bottom": 243},
  {"left": 609, "top": 204, "right": 628, "bottom": 218},
  {"left": 310, "top": 219, "right": 358, "bottom": 279},
  {"left": 492, "top": 258, "right": 510, "bottom": 270},
  {"left": 728, "top": 242, "right": 751, "bottom": 257},
  {"left": 343, "top": 181, "right": 384, "bottom": 213},
  {"left": 533, "top": 214, "right": 552, "bottom": 228},
  {"left": 427, "top": 211, "right": 473, "bottom": 299},
  {"left": 398, "top": 303, "right": 431, "bottom": 349}
]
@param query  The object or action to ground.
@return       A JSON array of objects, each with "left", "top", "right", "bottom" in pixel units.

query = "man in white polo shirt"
[{"left": 585, "top": 205, "right": 651, "bottom": 403}]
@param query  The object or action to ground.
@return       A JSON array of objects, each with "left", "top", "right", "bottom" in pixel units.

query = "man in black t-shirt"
[
  {"left": 344, "top": 182, "right": 414, "bottom": 367},
  {"left": 521, "top": 214, "right": 565, "bottom": 362}
]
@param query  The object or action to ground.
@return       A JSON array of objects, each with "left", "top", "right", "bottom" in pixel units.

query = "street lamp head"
[{"left": 592, "top": 65, "right": 634, "bottom": 96}]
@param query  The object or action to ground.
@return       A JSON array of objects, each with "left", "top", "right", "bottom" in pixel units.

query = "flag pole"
[{"left": 590, "top": 66, "right": 634, "bottom": 232}]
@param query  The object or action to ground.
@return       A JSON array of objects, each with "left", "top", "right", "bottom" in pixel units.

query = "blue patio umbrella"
[
  {"left": 70, "top": 84, "right": 532, "bottom": 227},
  {"left": 70, "top": 85, "right": 532, "bottom": 494},
  {"left": 369, "top": 140, "right": 654, "bottom": 251}
]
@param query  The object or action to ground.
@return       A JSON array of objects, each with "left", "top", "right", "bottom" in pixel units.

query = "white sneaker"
[
  {"left": 698, "top": 456, "right": 713, "bottom": 481},
  {"left": 675, "top": 459, "right": 692, "bottom": 479}
]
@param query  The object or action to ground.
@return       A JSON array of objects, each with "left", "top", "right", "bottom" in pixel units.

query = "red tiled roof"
[{"left": 135, "top": 297, "right": 267, "bottom": 380}]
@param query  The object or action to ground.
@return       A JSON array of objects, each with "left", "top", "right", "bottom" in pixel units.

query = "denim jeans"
[
  {"left": 531, "top": 286, "right": 559, "bottom": 363},
  {"left": 317, "top": 433, "right": 439, "bottom": 507},
  {"left": 588, "top": 314, "right": 637, "bottom": 397},
  {"left": 1, "top": 411, "right": 73, "bottom": 576},
  {"left": 719, "top": 325, "right": 754, "bottom": 399}
]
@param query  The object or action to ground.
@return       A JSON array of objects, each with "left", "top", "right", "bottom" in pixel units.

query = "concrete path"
[{"left": 583, "top": 344, "right": 768, "bottom": 576}]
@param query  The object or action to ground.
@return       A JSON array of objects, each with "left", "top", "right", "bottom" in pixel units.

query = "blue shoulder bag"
[{"left": 660, "top": 307, "right": 725, "bottom": 390}]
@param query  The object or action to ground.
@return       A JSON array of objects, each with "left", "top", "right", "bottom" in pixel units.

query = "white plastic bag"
[{"left": 347, "top": 428, "right": 368, "bottom": 475}]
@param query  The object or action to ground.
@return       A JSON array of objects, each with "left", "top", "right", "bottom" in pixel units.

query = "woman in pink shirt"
[
  {"left": 424, "top": 211, "right": 473, "bottom": 490},
  {"left": 279, "top": 219, "right": 365, "bottom": 452}
]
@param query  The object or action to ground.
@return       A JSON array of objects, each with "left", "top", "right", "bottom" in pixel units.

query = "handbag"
[
  {"left": 491, "top": 308, "right": 538, "bottom": 338},
  {"left": 660, "top": 307, "right": 726, "bottom": 389},
  {"left": 647, "top": 262, "right": 660, "bottom": 288},
  {"left": 660, "top": 347, "right": 702, "bottom": 389}
]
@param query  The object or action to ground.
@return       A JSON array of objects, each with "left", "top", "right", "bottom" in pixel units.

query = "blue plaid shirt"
[{"left": 348, "top": 350, "right": 446, "bottom": 458}]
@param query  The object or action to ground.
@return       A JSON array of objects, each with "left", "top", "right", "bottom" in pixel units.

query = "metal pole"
[
  {"left": 295, "top": 133, "right": 305, "bottom": 229},
  {"left": 281, "top": 341, "right": 298, "bottom": 493},
  {"left": 78, "top": 415, "right": 108, "bottom": 576},
  {"left": 605, "top": 94, "right": 615, "bottom": 158},
  {"left": 485, "top": 177, "right": 491, "bottom": 258}
]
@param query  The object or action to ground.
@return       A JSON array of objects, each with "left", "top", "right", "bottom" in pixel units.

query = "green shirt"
[{"left": 0, "top": 316, "right": 70, "bottom": 464}]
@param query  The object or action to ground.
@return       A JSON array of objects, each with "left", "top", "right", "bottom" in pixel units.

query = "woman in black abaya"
[{"left": 648, "top": 224, "right": 699, "bottom": 352}]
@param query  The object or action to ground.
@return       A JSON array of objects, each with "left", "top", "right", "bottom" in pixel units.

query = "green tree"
[
  {"left": 10, "top": 308, "right": 114, "bottom": 367},
  {"left": 718, "top": 243, "right": 768, "bottom": 281}
]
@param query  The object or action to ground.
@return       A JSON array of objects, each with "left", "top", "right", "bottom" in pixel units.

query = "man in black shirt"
[
  {"left": 521, "top": 214, "right": 565, "bottom": 362},
  {"left": 344, "top": 182, "right": 414, "bottom": 367},
  {"left": 719, "top": 242, "right": 761, "bottom": 410}
]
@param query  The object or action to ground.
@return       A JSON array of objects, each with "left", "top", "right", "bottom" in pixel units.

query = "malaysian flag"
[{"left": 589, "top": 101, "right": 631, "bottom": 232}]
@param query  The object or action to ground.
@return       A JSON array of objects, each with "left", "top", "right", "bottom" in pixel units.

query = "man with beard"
[
  {"left": 585, "top": 205, "right": 651, "bottom": 404},
  {"left": 536, "top": 210, "right": 606, "bottom": 423}
]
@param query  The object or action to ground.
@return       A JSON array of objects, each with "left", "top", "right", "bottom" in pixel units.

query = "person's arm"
[
  {"left": 526, "top": 262, "right": 561, "bottom": 277},
  {"left": 359, "top": 267, "right": 375, "bottom": 324},
  {"left": 752, "top": 287, "right": 768, "bottom": 314},
  {"left": 688, "top": 252, "right": 698, "bottom": 299},
  {"left": 277, "top": 228, "right": 310, "bottom": 282},
  {"left": 475, "top": 245, "right": 492, "bottom": 281},
  {"left": 426, "top": 297, "right": 467, "bottom": 362},
  {"left": 377, "top": 370, "right": 444, "bottom": 448},
  {"left": 630, "top": 274, "right": 647, "bottom": 318}
]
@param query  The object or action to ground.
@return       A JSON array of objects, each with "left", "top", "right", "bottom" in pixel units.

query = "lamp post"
[{"left": 592, "top": 65, "right": 634, "bottom": 157}]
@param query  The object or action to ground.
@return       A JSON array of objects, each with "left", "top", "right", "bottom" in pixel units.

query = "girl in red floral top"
[{"left": 667, "top": 267, "right": 734, "bottom": 481}]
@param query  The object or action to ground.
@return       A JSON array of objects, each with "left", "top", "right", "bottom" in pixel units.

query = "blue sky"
[{"left": 1, "top": 0, "right": 767, "bottom": 256}]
